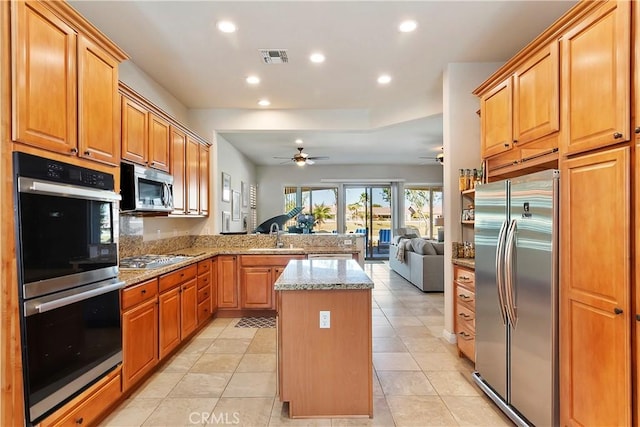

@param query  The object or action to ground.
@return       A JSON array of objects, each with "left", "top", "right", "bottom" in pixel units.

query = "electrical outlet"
[
  {"left": 343, "top": 240, "right": 352, "bottom": 246},
  {"left": 319, "top": 311, "right": 330, "bottom": 328}
]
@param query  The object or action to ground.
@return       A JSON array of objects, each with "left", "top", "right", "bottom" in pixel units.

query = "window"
[
  {"left": 283, "top": 186, "right": 337, "bottom": 232},
  {"left": 404, "top": 186, "right": 443, "bottom": 239}
]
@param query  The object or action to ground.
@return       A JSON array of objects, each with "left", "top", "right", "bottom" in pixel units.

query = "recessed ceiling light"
[
  {"left": 295, "top": 139, "right": 303, "bottom": 145},
  {"left": 398, "top": 20, "right": 418, "bottom": 33},
  {"left": 377, "top": 74, "right": 392, "bottom": 84},
  {"left": 217, "top": 20, "right": 237, "bottom": 33},
  {"left": 246, "top": 75, "right": 260, "bottom": 85},
  {"left": 258, "top": 99, "right": 271, "bottom": 107},
  {"left": 309, "top": 53, "right": 325, "bottom": 63}
]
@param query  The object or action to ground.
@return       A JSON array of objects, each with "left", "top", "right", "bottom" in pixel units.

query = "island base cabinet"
[{"left": 277, "top": 289, "right": 372, "bottom": 418}]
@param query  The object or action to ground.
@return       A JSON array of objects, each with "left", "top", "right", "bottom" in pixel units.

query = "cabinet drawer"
[
  {"left": 456, "top": 324, "right": 475, "bottom": 362},
  {"left": 197, "top": 284, "right": 211, "bottom": 303},
  {"left": 159, "top": 264, "right": 197, "bottom": 292},
  {"left": 122, "top": 278, "right": 157, "bottom": 311},
  {"left": 454, "top": 267, "right": 475, "bottom": 290},
  {"left": 197, "top": 272, "right": 211, "bottom": 289},
  {"left": 456, "top": 303, "right": 475, "bottom": 330},
  {"left": 42, "top": 370, "right": 121, "bottom": 427},
  {"left": 197, "top": 299, "right": 211, "bottom": 323},
  {"left": 240, "top": 255, "right": 305, "bottom": 267},
  {"left": 456, "top": 287, "right": 475, "bottom": 307},
  {"left": 197, "top": 258, "right": 211, "bottom": 275}
]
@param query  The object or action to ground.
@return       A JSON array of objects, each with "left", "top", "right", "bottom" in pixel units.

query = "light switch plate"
[{"left": 343, "top": 240, "right": 352, "bottom": 245}]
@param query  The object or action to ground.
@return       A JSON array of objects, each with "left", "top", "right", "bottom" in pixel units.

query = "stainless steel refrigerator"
[{"left": 472, "top": 169, "right": 559, "bottom": 427}]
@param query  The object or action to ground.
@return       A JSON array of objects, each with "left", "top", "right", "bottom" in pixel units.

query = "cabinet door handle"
[
  {"left": 84, "top": 150, "right": 91, "bottom": 156},
  {"left": 503, "top": 143, "right": 510, "bottom": 148},
  {"left": 458, "top": 313, "right": 471, "bottom": 319},
  {"left": 513, "top": 139, "right": 518, "bottom": 144},
  {"left": 636, "top": 314, "right": 640, "bottom": 321},
  {"left": 613, "top": 132, "right": 623, "bottom": 139},
  {"left": 70, "top": 147, "right": 78, "bottom": 154},
  {"left": 635, "top": 127, "right": 640, "bottom": 134},
  {"left": 614, "top": 307, "right": 623, "bottom": 315},
  {"left": 75, "top": 417, "right": 84, "bottom": 425},
  {"left": 141, "top": 289, "right": 146, "bottom": 294}
]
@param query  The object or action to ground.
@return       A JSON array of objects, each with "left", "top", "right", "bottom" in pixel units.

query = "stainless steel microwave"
[{"left": 120, "top": 162, "right": 173, "bottom": 214}]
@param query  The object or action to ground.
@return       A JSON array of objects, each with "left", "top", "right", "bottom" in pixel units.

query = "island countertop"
[{"left": 274, "top": 259, "right": 374, "bottom": 291}]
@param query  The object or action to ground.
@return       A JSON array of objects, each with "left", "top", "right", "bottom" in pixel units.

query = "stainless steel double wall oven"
[{"left": 13, "top": 152, "right": 124, "bottom": 425}]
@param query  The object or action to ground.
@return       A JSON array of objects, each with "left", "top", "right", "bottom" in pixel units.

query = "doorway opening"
[{"left": 344, "top": 186, "right": 391, "bottom": 260}]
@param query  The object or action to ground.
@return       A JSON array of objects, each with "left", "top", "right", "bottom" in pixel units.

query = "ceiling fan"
[
  {"left": 274, "top": 147, "right": 329, "bottom": 166},
  {"left": 420, "top": 152, "right": 444, "bottom": 165}
]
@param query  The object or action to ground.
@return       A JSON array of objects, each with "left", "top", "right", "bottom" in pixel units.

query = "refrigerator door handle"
[
  {"left": 495, "top": 220, "right": 509, "bottom": 325},
  {"left": 504, "top": 219, "right": 518, "bottom": 327}
]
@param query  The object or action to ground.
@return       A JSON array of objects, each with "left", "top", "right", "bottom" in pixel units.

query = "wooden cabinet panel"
[
  {"left": 148, "top": 113, "right": 170, "bottom": 172},
  {"left": 180, "top": 279, "right": 198, "bottom": 339},
  {"left": 121, "top": 96, "right": 148, "bottom": 165},
  {"left": 158, "top": 287, "right": 181, "bottom": 360},
  {"left": 12, "top": 1, "right": 77, "bottom": 153},
  {"left": 513, "top": 41, "right": 559, "bottom": 145},
  {"left": 199, "top": 143, "right": 209, "bottom": 216},
  {"left": 122, "top": 298, "right": 158, "bottom": 391},
  {"left": 453, "top": 264, "right": 475, "bottom": 362},
  {"left": 170, "top": 127, "right": 187, "bottom": 215},
  {"left": 560, "top": 146, "right": 631, "bottom": 426},
  {"left": 211, "top": 258, "right": 218, "bottom": 313},
  {"left": 481, "top": 78, "right": 512, "bottom": 158},
  {"left": 241, "top": 267, "right": 273, "bottom": 309},
  {"left": 121, "top": 278, "right": 157, "bottom": 311},
  {"left": 217, "top": 256, "right": 238, "bottom": 308},
  {"left": 40, "top": 369, "right": 121, "bottom": 427},
  {"left": 197, "top": 258, "right": 211, "bottom": 276},
  {"left": 77, "top": 35, "right": 119, "bottom": 165},
  {"left": 560, "top": 0, "right": 631, "bottom": 156},
  {"left": 186, "top": 136, "right": 199, "bottom": 214},
  {"left": 159, "top": 264, "right": 197, "bottom": 293}
]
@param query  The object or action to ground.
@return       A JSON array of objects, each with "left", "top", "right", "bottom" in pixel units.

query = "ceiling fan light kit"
[{"left": 274, "top": 147, "right": 328, "bottom": 166}]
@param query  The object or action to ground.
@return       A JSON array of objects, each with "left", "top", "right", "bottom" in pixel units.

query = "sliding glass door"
[{"left": 344, "top": 186, "right": 391, "bottom": 260}]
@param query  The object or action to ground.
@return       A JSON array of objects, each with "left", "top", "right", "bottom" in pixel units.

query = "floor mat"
[{"left": 235, "top": 317, "right": 276, "bottom": 328}]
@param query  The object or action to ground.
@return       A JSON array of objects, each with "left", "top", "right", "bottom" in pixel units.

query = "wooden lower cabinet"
[
  {"left": 121, "top": 279, "right": 158, "bottom": 391},
  {"left": 217, "top": 255, "right": 239, "bottom": 308},
  {"left": 239, "top": 255, "right": 305, "bottom": 310},
  {"left": 180, "top": 278, "right": 198, "bottom": 338},
  {"left": 453, "top": 264, "right": 475, "bottom": 362},
  {"left": 560, "top": 146, "right": 631, "bottom": 426},
  {"left": 197, "top": 258, "right": 213, "bottom": 325},
  {"left": 39, "top": 368, "right": 122, "bottom": 427},
  {"left": 158, "top": 287, "right": 181, "bottom": 360}
]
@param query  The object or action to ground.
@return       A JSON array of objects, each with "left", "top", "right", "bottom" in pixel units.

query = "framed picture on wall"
[
  {"left": 221, "top": 211, "right": 231, "bottom": 232},
  {"left": 232, "top": 191, "right": 240, "bottom": 221},
  {"left": 241, "top": 181, "right": 249, "bottom": 208},
  {"left": 222, "top": 172, "right": 231, "bottom": 202}
]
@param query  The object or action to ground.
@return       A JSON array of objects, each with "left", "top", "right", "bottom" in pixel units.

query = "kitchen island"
[{"left": 274, "top": 259, "right": 374, "bottom": 418}]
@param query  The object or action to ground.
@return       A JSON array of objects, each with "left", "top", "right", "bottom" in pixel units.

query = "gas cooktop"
[{"left": 119, "top": 254, "right": 193, "bottom": 270}]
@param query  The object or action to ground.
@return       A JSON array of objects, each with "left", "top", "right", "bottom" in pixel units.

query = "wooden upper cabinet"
[
  {"left": 560, "top": 146, "right": 631, "bottom": 426},
  {"left": 199, "top": 144, "right": 210, "bottom": 216},
  {"left": 121, "top": 96, "right": 148, "bottom": 165},
  {"left": 513, "top": 41, "right": 559, "bottom": 145},
  {"left": 77, "top": 35, "right": 119, "bottom": 165},
  {"left": 170, "top": 127, "right": 187, "bottom": 215},
  {"left": 148, "top": 114, "right": 170, "bottom": 172},
  {"left": 560, "top": 0, "right": 631, "bottom": 156},
  {"left": 481, "top": 77, "right": 513, "bottom": 158},
  {"left": 186, "top": 136, "right": 200, "bottom": 215},
  {"left": 12, "top": 1, "right": 77, "bottom": 153}
]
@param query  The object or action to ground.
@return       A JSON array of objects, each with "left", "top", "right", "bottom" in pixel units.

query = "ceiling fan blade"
[
  {"left": 305, "top": 159, "right": 315, "bottom": 165},
  {"left": 307, "top": 156, "right": 329, "bottom": 160},
  {"left": 279, "top": 159, "right": 292, "bottom": 165},
  {"left": 273, "top": 156, "right": 293, "bottom": 159},
  {"left": 301, "top": 152, "right": 309, "bottom": 158}
]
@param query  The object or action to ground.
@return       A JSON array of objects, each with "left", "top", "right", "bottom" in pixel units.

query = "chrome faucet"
[{"left": 270, "top": 223, "right": 284, "bottom": 248}]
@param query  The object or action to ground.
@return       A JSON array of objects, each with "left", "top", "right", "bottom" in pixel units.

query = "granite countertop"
[
  {"left": 274, "top": 259, "right": 374, "bottom": 291},
  {"left": 118, "top": 246, "right": 361, "bottom": 287},
  {"left": 452, "top": 258, "right": 475, "bottom": 269}
]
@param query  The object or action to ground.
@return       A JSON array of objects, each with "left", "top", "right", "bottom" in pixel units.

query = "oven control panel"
[{"left": 14, "top": 152, "right": 114, "bottom": 191}]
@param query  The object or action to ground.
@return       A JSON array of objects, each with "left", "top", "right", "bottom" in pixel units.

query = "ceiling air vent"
[{"left": 259, "top": 49, "right": 288, "bottom": 64}]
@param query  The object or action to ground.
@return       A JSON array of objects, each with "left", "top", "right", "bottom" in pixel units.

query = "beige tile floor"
[{"left": 100, "top": 262, "right": 513, "bottom": 427}]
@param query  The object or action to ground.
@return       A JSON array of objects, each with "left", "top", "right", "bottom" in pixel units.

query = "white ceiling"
[{"left": 70, "top": 0, "right": 576, "bottom": 166}]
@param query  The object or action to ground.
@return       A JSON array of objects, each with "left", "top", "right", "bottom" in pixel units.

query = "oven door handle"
[
  {"left": 33, "top": 281, "right": 125, "bottom": 314},
  {"left": 19, "top": 177, "right": 121, "bottom": 202}
]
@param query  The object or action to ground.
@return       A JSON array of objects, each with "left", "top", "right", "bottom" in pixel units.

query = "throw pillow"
[
  {"left": 411, "top": 238, "right": 437, "bottom": 255},
  {"left": 432, "top": 242, "right": 445, "bottom": 255}
]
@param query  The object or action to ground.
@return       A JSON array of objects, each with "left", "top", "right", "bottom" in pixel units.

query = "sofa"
[{"left": 389, "top": 236, "right": 444, "bottom": 292}]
